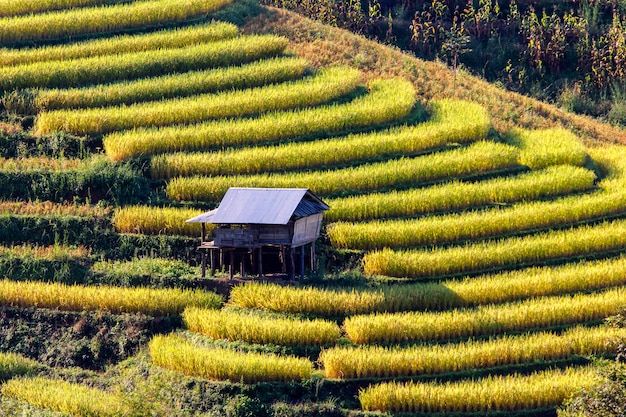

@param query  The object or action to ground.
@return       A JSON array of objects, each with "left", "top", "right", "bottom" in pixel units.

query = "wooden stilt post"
[
  {"left": 240, "top": 251, "right": 246, "bottom": 278},
  {"left": 258, "top": 247, "right": 263, "bottom": 278},
  {"left": 201, "top": 251, "right": 207, "bottom": 278},
  {"left": 300, "top": 245, "right": 305, "bottom": 279},
  {"left": 310, "top": 242, "right": 316, "bottom": 272},
  {"left": 289, "top": 247, "right": 295, "bottom": 280},
  {"left": 229, "top": 250, "right": 234, "bottom": 280},
  {"left": 210, "top": 248, "right": 216, "bottom": 276},
  {"left": 281, "top": 246, "right": 287, "bottom": 274}
]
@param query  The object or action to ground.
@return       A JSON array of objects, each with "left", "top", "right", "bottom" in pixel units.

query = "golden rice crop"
[
  {"left": 0, "top": 22, "right": 238, "bottom": 67},
  {"left": 0, "top": 244, "right": 90, "bottom": 260},
  {"left": 149, "top": 333, "right": 312, "bottom": 383},
  {"left": 0, "top": 353, "right": 41, "bottom": 381},
  {"left": 112, "top": 206, "right": 204, "bottom": 237},
  {"left": 0, "top": 279, "right": 222, "bottom": 315},
  {"left": 0, "top": 200, "right": 111, "bottom": 217},
  {"left": 325, "top": 164, "right": 597, "bottom": 222},
  {"left": 1, "top": 377, "right": 130, "bottom": 417},
  {"left": 167, "top": 141, "right": 519, "bottom": 202},
  {"left": 0, "top": 0, "right": 234, "bottom": 44},
  {"left": 363, "top": 219, "right": 626, "bottom": 279},
  {"left": 0, "top": 35, "right": 288, "bottom": 91},
  {"left": 0, "top": 157, "right": 82, "bottom": 171},
  {"left": 510, "top": 128, "right": 588, "bottom": 169},
  {"left": 321, "top": 326, "right": 626, "bottom": 379},
  {"left": 183, "top": 307, "right": 341, "bottom": 346},
  {"left": 229, "top": 256, "right": 626, "bottom": 314},
  {"left": 150, "top": 98, "right": 490, "bottom": 178},
  {"left": 104, "top": 78, "right": 415, "bottom": 161},
  {"left": 328, "top": 174, "right": 626, "bottom": 251},
  {"left": 35, "top": 66, "right": 362, "bottom": 136},
  {"left": 36, "top": 57, "right": 309, "bottom": 110},
  {"left": 358, "top": 366, "right": 601, "bottom": 413},
  {"left": 343, "top": 286, "right": 626, "bottom": 344},
  {"left": 0, "top": 0, "right": 124, "bottom": 18}
]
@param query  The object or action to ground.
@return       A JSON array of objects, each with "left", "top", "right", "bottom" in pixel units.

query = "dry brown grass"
[{"left": 242, "top": 6, "right": 626, "bottom": 145}]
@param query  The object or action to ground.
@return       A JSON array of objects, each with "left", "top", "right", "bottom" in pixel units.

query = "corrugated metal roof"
[{"left": 186, "top": 188, "right": 328, "bottom": 225}]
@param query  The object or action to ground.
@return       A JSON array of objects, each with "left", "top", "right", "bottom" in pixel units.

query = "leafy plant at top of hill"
[
  {"left": 35, "top": 66, "right": 362, "bottom": 136},
  {"left": 36, "top": 57, "right": 310, "bottom": 111},
  {"left": 328, "top": 168, "right": 626, "bottom": 251},
  {"left": 0, "top": 156, "right": 148, "bottom": 205},
  {"left": 1, "top": 377, "right": 132, "bottom": 417},
  {"left": 150, "top": 98, "right": 489, "bottom": 179},
  {"left": 325, "top": 164, "right": 597, "bottom": 222},
  {"left": 0, "top": 352, "right": 42, "bottom": 381},
  {"left": 112, "top": 206, "right": 204, "bottom": 237},
  {"left": 167, "top": 141, "right": 519, "bottom": 202},
  {"left": 0, "top": 35, "right": 288, "bottom": 91},
  {"left": 0, "top": 279, "right": 222, "bottom": 316},
  {"left": 0, "top": 22, "right": 238, "bottom": 68},
  {"left": 0, "top": 0, "right": 234, "bottom": 45},
  {"left": 359, "top": 366, "right": 602, "bottom": 413},
  {"left": 149, "top": 333, "right": 313, "bottom": 383},
  {"left": 321, "top": 326, "right": 626, "bottom": 379},
  {"left": 363, "top": 218, "right": 626, "bottom": 279},
  {"left": 229, "top": 255, "right": 626, "bottom": 315},
  {"left": 507, "top": 128, "right": 588, "bottom": 170},
  {"left": 342, "top": 286, "right": 626, "bottom": 345},
  {"left": 183, "top": 307, "right": 341, "bottom": 347},
  {"left": 103, "top": 77, "right": 416, "bottom": 161}
]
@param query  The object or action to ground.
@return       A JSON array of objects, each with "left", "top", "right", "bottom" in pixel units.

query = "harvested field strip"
[
  {"left": 183, "top": 307, "right": 341, "bottom": 346},
  {"left": 151, "top": 99, "right": 490, "bottom": 179},
  {"left": 0, "top": 352, "right": 41, "bottom": 381},
  {"left": 36, "top": 57, "right": 309, "bottom": 110},
  {"left": 0, "top": 0, "right": 126, "bottom": 18},
  {"left": 325, "top": 164, "right": 597, "bottom": 222},
  {"left": 511, "top": 128, "right": 588, "bottom": 169},
  {"left": 0, "top": 35, "right": 288, "bottom": 90},
  {"left": 358, "top": 367, "right": 601, "bottom": 413},
  {"left": 112, "top": 206, "right": 203, "bottom": 236},
  {"left": 0, "top": 0, "right": 234, "bottom": 45},
  {"left": 363, "top": 219, "right": 626, "bottom": 279},
  {"left": 0, "top": 22, "right": 238, "bottom": 67},
  {"left": 328, "top": 172, "right": 626, "bottom": 251},
  {"left": 0, "top": 279, "right": 222, "bottom": 315},
  {"left": 167, "top": 141, "right": 519, "bottom": 202},
  {"left": 342, "top": 286, "right": 626, "bottom": 344},
  {"left": 35, "top": 66, "right": 362, "bottom": 135},
  {"left": 103, "top": 78, "right": 416, "bottom": 161},
  {"left": 149, "top": 333, "right": 312, "bottom": 383},
  {"left": 321, "top": 326, "right": 626, "bottom": 379},
  {"left": 1, "top": 377, "right": 129, "bottom": 417},
  {"left": 229, "top": 256, "right": 626, "bottom": 314}
]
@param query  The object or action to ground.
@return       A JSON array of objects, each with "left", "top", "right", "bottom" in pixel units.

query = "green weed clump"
[
  {"left": 149, "top": 333, "right": 313, "bottom": 383},
  {"left": 35, "top": 66, "right": 361, "bottom": 135},
  {"left": 0, "top": 353, "right": 41, "bottom": 381}
]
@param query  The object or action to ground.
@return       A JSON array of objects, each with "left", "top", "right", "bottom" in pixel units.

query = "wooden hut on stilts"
[{"left": 186, "top": 188, "right": 329, "bottom": 280}]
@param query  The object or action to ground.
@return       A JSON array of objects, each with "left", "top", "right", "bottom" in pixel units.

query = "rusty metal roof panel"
[{"left": 197, "top": 188, "right": 328, "bottom": 225}]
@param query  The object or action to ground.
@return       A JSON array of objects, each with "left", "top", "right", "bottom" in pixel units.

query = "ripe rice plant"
[
  {"left": 0, "top": 0, "right": 126, "bottom": 18},
  {"left": 0, "top": 279, "right": 222, "bottom": 315},
  {"left": 36, "top": 57, "right": 309, "bottom": 110},
  {"left": 321, "top": 326, "right": 626, "bottom": 379},
  {"left": 510, "top": 128, "right": 588, "bottom": 169},
  {"left": 358, "top": 367, "right": 601, "bottom": 413},
  {"left": 104, "top": 78, "right": 415, "bottom": 161},
  {"left": 363, "top": 219, "right": 626, "bottom": 279},
  {"left": 229, "top": 256, "right": 626, "bottom": 314},
  {"left": 112, "top": 206, "right": 204, "bottom": 237},
  {"left": 150, "top": 98, "right": 489, "bottom": 178},
  {"left": 0, "top": 0, "right": 234, "bottom": 44},
  {"left": 0, "top": 35, "right": 288, "bottom": 91},
  {"left": 328, "top": 173, "right": 626, "bottom": 251},
  {"left": 0, "top": 22, "right": 238, "bottom": 67},
  {"left": 0, "top": 157, "right": 82, "bottom": 171},
  {"left": 35, "top": 66, "right": 362, "bottom": 135},
  {"left": 0, "top": 353, "right": 41, "bottom": 381},
  {"left": 342, "top": 286, "right": 626, "bottom": 344},
  {"left": 325, "top": 164, "right": 597, "bottom": 222},
  {"left": 0, "top": 244, "right": 90, "bottom": 260},
  {"left": 183, "top": 307, "right": 341, "bottom": 346},
  {"left": 167, "top": 141, "right": 519, "bottom": 202},
  {"left": 149, "top": 333, "right": 312, "bottom": 383},
  {"left": 1, "top": 377, "right": 130, "bottom": 417},
  {"left": 0, "top": 200, "right": 111, "bottom": 217}
]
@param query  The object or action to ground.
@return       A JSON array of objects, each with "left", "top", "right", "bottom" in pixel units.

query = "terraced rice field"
[{"left": 1, "top": 0, "right": 626, "bottom": 416}]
